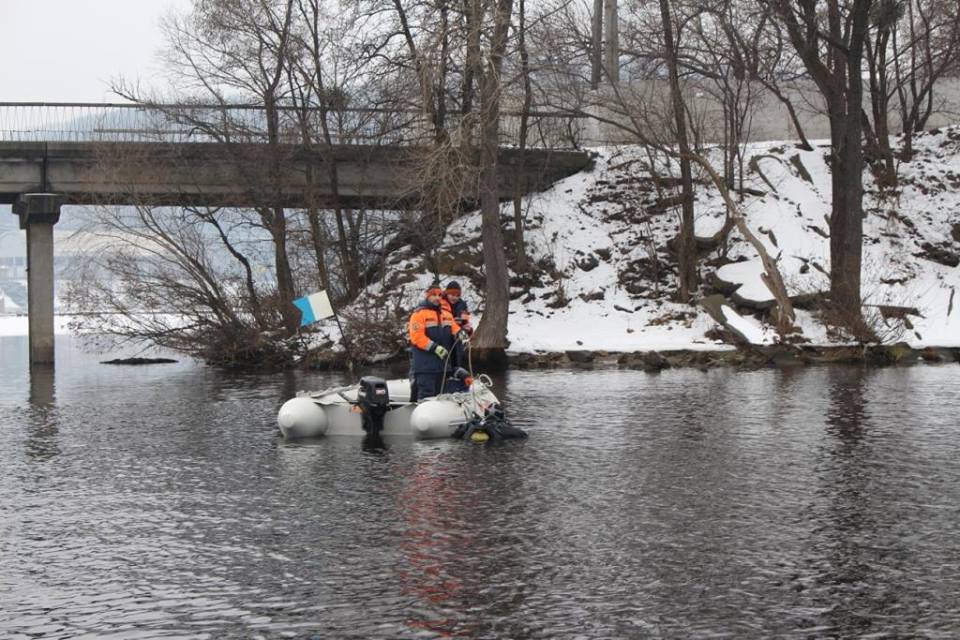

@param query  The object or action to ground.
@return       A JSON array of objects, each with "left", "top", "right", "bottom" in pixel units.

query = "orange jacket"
[
  {"left": 441, "top": 296, "right": 472, "bottom": 331},
  {"left": 408, "top": 302, "right": 462, "bottom": 373}
]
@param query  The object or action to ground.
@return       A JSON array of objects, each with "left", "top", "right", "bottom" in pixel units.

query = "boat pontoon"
[{"left": 277, "top": 374, "right": 526, "bottom": 442}]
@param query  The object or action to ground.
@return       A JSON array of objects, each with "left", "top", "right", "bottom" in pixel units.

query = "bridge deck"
[{"left": 0, "top": 141, "right": 592, "bottom": 209}]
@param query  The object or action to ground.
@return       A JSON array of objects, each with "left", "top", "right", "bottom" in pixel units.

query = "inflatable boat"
[{"left": 277, "top": 374, "right": 526, "bottom": 441}]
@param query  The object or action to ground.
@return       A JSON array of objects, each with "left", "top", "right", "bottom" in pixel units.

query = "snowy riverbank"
[
  {"left": 8, "top": 127, "right": 960, "bottom": 368},
  {"left": 310, "top": 125, "right": 960, "bottom": 364},
  {"left": 0, "top": 315, "right": 74, "bottom": 337}
]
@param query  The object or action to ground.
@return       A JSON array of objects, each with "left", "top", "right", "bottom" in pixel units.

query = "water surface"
[{"left": 2, "top": 336, "right": 960, "bottom": 638}]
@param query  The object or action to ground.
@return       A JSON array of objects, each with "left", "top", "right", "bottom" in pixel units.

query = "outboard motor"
[{"left": 357, "top": 376, "right": 390, "bottom": 436}]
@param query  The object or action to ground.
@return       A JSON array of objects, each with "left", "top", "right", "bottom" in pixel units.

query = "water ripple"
[{"left": 3, "top": 339, "right": 960, "bottom": 637}]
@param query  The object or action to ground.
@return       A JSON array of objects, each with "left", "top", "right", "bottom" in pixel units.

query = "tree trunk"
[
  {"left": 591, "top": 0, "right": 603, "bottom": 89},
  {"left": 513, "top": 0, "right": 531, "bottom": 273},
  {"left": 462, "top": 0, "right": 482, "bottom": 117},
  {"left": 604, "top": 0, "right": 620, "bottom": 83},
  {"left": 393, "top": 0, "right": 443, "bottom": 141},
  {"left": 829, "top": 107, "right": 865, "bottom": 316},
  {"left": 892, "top": 10, "right": 915, "bottom": 160},
  {"left": 472, "top": 0, "right": 514, "bottom": 360},
  {"left": 723, "top": 98, "right": 734, "bottom": 189},
  {"left": 762, "top": 80, "right": 814, "bottom": 151},
  {"left": 270, "top": 207, "right": 299, "bottom": 333},
  {"left": 333, "top": 208, "right": 359, "bottom": 298},
  {"left": 659, "top": 0, "right": 697, "bottom": 302},
  {"left": 841, "top": 5, "right": 868, "bottom": 319},
  {"left": 264, "top": 93, "right": 299, "bottom": 334},
  {"left": 436, "top": 1, "right": 450, "bottom": 133},
  {"left": 825, "top": 2, "right": 870, "bottom": 321},
  {"left": 865, "top": 30, "right": 898, "bottom": 186},
  {"left": 775, "top": 0, "right": 871, "bottom": 328},
  {"left": 307, "top": 207, "right": 332, "bottom": 294}
]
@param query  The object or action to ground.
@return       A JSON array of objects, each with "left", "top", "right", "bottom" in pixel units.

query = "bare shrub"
[
  {"left": 337, "top": 287, "right": 411, "bottom": 364},
  {"left": 815, "top": 253, "right": 919, "bottom": 344},
  {"left": 62, "top": 199, "right": 303, "bottom": 367}
]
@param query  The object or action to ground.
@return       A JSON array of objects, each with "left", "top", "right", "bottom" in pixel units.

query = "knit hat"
[
  {"left": 425, "top": 282, "right": 443, "bottom": 297},
  {"left": 445, "top": 280, "right": 462, "bottom": 294}
]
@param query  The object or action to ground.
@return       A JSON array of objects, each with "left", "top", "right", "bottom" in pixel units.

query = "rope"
[
  {"left": 466, "top": 338, "right": 479, "bottom": 408},
  {"left": 438, "top": 332, "right": 477, "bottom": 402},
  {"left": 438, "top": 340, "right": 453, "bottom": 394}
]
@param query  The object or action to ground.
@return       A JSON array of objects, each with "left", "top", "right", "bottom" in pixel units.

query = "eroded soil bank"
[{"left": 303, "top": 343, "right": 960, "bottom": 374}]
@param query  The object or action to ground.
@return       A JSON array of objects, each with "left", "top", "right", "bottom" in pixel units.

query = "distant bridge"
[
  {"left": 0, "top": 102, "right": 592, "bottom": 209},
  {"left": 0, "top": 102, "right": 593, "bottom": 365},
  {"left": 0, "top": 140, "right": 591, "bottom": 209}
]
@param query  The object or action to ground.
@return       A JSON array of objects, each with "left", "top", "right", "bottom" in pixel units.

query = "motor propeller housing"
[{"left": 357, "top": 376, "right": 390, "bottom": 434}]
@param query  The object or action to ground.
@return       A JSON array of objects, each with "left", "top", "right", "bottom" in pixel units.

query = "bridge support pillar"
[{"left": 12, "top": 193, "right": 62, "bottom": 366}]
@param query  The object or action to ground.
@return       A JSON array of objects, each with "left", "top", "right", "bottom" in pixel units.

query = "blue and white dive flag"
[{"left": 293, "top": 290, "right": 335, "bottom": 326}]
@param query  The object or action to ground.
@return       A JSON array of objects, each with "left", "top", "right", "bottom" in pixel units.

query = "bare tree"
[
  {"left": 863, "top": 0, "right": 904, "bottom": 185},
  {"left": 762, "top": 0, "right": 874, "bottom": 327},
  {"left": 365, "top": 0, "right": 520, "bottom": 356},
  {"left": 290, "top": 0, "right": 367, "bottom": 300},
  {"left": 138, "top": 0, "right": 303, "bottom": 333},
  {"left": 750, "top": 9, "right": 815, "bottom": 150},
  {"left": 65, "top": 160, "right": 296, "bottom": 367},
  {"left": 82, "top": 0, "right": 409, "bottom": 366},
  {"left": 390, "top": 0, "right": 451, "bottom": 141},
  {"left": 512, "top": 0, "right": 533, "bottom": 273},
  {"left": 605, "top": 0, "right": 621, "bottom": 83},
  {"left": 535, "top": 0, "right": 705, "bottom": 302},
  {"left": 683, "top": 1, "right": 766, "bottom": 194},
  {"left": 472, "top": 0, "right": 516, "bottom": 358},
  {"left": 591, "top": 0, "right": 604, "bottom": 88},
  {"left": 659, "top": 0, "right": 698, "bottom": 302},
  {"left": 889, "top": 0, "right": 960, "bottom": 159},
  {"left": 528, "top": 0, "right": 799, "bottom": 333}
]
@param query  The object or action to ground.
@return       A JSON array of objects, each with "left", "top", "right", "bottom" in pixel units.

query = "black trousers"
[{"left": 412, "top": 372, "right": 445, "bottom": 401}]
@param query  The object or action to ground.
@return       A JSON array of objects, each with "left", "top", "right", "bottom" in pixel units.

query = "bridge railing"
[{"left": 0, "top": 102, "right": 592, "bottom": 149}]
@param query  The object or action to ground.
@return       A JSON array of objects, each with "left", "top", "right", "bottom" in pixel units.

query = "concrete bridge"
[
  {"left": 0, "top": 103, "right": 592, "bottom": 366},
  {"left": 0, "top": 141, "right": 591, "bottom": 208}
]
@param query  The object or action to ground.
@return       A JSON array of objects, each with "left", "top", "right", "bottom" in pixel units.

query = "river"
[{"left": 2, "top": 336, "right": 960, "bottom": 638}]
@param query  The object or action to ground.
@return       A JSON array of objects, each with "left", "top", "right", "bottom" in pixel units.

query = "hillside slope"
[{"left": 319, "top": 126, "right": 960, "bottom": 359}]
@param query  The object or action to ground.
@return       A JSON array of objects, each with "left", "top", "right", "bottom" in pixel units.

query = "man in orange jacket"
[{"left": 408, "top": 283, "right": 466, "bottom": 400}]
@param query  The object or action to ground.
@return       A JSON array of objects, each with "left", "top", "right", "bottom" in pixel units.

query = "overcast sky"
[{"left": 0, "top": 0, "right": 190, "bottom": 103}]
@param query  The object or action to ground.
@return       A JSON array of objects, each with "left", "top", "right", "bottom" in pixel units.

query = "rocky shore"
[
  {"left": 515, "top": 344, "right": 960, "bottom": 371},
  {"left": 294, "top": 128, "right": 960, "bottom": 373},
  {"left": 304, "top": 343, "right": 960, "bottom": 373}
]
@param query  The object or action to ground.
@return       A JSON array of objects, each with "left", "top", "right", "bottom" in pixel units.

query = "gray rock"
[
  {"left": 641, "top": 351, "right": 670, "bottom": 371},
  {"left": 565, "top": 350, "right": 595, "bottom": 364},
  {"left": 578, "top": 254, "right": 600, "bottom": 271},
  {"left": 884, "top": 342, "right": 920, "bottom": 365}
]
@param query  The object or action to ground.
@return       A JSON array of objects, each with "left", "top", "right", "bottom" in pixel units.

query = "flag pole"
[
  {"left": 293, "top": 290, "right": 356, "bottom": 375},
  {"left": 330, "top": 305, "right": 356, "bottom": 375}
]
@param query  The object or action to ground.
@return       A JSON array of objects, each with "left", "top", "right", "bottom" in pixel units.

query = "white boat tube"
[{"left": 277, "top": 376, "right": 501, "bottom": 440}]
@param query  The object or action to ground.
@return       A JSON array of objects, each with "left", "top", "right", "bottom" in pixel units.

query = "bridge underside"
[{"left": 0, "top": 142, "right": 592, "bottom": 209}]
